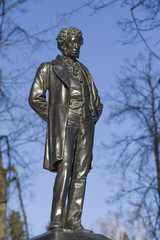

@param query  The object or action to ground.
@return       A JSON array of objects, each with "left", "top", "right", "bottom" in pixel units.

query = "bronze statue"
[{"left": 29, "top": 27, "right": 103, "bottom": 233}]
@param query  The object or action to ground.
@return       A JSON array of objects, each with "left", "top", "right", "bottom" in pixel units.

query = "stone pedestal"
[{"left": 30, "top": 229, "right": 111, "bottom": 240}]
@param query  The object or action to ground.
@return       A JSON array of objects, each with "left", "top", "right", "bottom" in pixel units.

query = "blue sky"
[{"left": 2, "top": 0, "right": 148, "bottom": 238}]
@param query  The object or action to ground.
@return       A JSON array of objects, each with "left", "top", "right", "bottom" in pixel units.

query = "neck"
[{"left": 62, "top": 54, "right": 77, "bottom": 62}]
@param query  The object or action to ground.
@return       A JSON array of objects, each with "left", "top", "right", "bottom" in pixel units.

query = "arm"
[
  {"left": 29, "top": 62, "right": 49, "bottom": 122},
  {"left": 78, "top": 61, "right": 103, "bottom": 123},
  {"left": 90, "top": 77, "right": 103, "bottom": 124},
  {"left": 93, "top": 92, "right": 103, "bottom": 123}
]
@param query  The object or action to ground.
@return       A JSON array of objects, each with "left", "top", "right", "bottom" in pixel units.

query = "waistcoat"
[{"left": 62, "top": 57, "right": 91, "bottom": 116}]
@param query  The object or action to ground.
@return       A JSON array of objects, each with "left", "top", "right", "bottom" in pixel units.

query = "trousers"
[{"left": 50, "top": 105, "right": 94, "bottom": 226}]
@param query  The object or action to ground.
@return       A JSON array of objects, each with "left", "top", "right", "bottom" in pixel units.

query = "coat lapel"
[{"left": 51, "top": 55, "right": 70, "bottom": 88}]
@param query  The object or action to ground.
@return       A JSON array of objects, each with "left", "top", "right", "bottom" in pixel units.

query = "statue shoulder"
[
  {"left": 37, "top": 55, "right": 64, "bottom": 76},
  {"left": 51, "top": 56, "right": 66, "bottom": 76},
  {"left": 37, "top": 62, "right": 51, "bottom": 76},
  {"left": 78, "top": 61, "right": 90, "bottom": 75},
  {"left": 78, "top": 61, "right": 94, "bottom": 82}
]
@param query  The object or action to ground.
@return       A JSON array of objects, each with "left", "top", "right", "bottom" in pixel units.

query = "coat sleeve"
[
  {"left": 29, "top": 62, "right": 49, "bottom": 122},
  {"left": 94, "top": 95, "right": 103, "bottom": 123},
  {"left": 89, "top": 75, "right": 103, "bottom": 124},
  {"left": 79, "top": 61, "right": 103, "bottom": 123}
]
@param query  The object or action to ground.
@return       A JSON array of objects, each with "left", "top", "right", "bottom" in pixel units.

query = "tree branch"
[
  {"left": 130, "top": 8, "right": 160, "bottom": 60},
  {"left": 6, "top": 166, "right": 29, "bottom": 240}
]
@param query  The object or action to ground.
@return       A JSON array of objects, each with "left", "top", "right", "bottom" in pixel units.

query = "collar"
[
  {"left": 61, "top": 55, "right": 78, "bottom": 66},
  {"left": 51, "top": 55, "right": 70, "bottom": 88},
  {"left": 61, "top": 55, "right": 80, "bottom": 76}
]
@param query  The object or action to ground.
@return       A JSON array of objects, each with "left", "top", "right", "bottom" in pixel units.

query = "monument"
[{"left": 29, "top": 27, "right": 109, "bottom": 240}]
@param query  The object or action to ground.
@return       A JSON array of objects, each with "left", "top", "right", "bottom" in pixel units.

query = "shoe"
[
  {"left": 49, "top": 222, "right": 62, "bottom": 230},
  {"left": 65, "top": 220, "right": 93, "bottom": 233}
]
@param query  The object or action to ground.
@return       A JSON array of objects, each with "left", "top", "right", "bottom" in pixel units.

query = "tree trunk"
[
  {"left": 0, "top": 148, "right": 7, "bottom": 240},
  {"left": 150, "top": 84, "right": 160, "bottom": 214}
]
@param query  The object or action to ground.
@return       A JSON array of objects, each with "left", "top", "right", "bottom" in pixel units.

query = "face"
[{"left": 63, "top": 34, "right": 81, "bottom": 59}]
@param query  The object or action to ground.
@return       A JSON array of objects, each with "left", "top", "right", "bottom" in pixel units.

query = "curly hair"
[{"left": 56, "top": 27, "right": 84, "bottom": 52}]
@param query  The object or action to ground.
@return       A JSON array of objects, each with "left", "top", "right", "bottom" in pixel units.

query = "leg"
[
  {"left": 66, "top": 118, "right": 94, "bottom": 229},
  {"left": 49, "top": 124, "right": 78, "bottom": 229}
]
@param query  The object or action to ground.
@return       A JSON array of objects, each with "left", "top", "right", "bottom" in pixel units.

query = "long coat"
[{"left": 29, "top": 55, "right": 103, "bottom": 172}]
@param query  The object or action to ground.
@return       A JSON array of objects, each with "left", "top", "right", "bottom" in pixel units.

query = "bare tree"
[
  {"left": 103, "top": 53, "right": 160, "bottom": 239},
  {"left": 0, "top": 0, "right": 60, "bottom": 49},
  {"left": 99, "top": 214, "right": 130, "bottom": 240},
  {"left": 69, "top": 0, "right": 160, "bottom": 60},
  {"left": 0, "top": 1, "right": 62, "bottom": 239}
]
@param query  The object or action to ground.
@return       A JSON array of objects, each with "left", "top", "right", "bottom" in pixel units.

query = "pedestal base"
[{"left": 30, "top": 229, "right": 111, "bottom": 240}]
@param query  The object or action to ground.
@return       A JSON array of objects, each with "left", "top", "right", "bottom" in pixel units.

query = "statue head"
[{"left": 56, "top": 27, "right": 84, "bottom": 59}]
